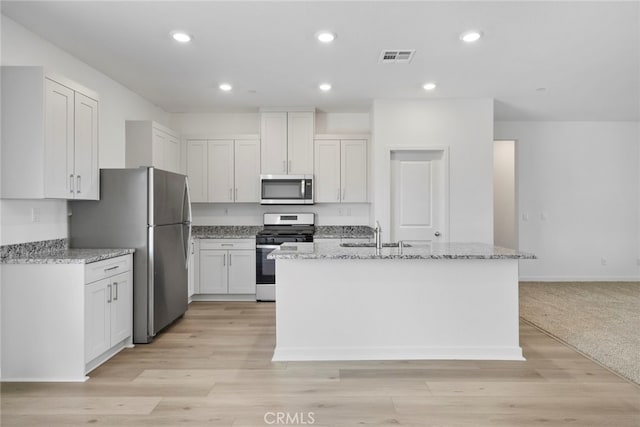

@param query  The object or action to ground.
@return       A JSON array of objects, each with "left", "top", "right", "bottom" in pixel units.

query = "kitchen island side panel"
[{"left": 273, "top": 258, "right": 522, "bottom": 361}]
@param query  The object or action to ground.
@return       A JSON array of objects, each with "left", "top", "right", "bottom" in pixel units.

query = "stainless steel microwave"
[{"left": 260, "top": 174, "right": 313, "bottom": 205}]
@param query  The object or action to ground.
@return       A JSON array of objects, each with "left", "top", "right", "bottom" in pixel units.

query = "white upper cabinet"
[
  {"left": 314, "top": 140, "right": 341, "bottom": 202},
  {"left": 208, "top": 140, "right": 234, "bottom": 202},
  {"left": 186, "top": 138, "right": 260, "bottom": 203},
  {"left": 260, "top": 110, "right": 314, "bottom": 174},
  {"left": 314, "top": 137, "right": 368, "bottom": 203},
  {"left": 126, "top": 121, "right": 182, "bottom": 174},
  {"left": 185, "top": 140, "right": 208, "bottom": 202},
  {"left": 1, "top": 66, "right": 99, "bottom": 199},
  {"left": 234, "top": 140, "right": 261, "bottom": 202}
]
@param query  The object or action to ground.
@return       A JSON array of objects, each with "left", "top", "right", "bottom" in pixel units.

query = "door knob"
[{"left": 434, "top": 231, "right": 441, "bottom": 237}]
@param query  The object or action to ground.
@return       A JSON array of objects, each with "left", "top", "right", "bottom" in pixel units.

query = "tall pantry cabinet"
[{"left": 1, "top": 66, "right": 99, "bottom": 199}]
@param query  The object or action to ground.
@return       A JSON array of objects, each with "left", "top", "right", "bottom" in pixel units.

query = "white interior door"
[{"left": 390, "top": 149, "right": 447, "bottom": 243}]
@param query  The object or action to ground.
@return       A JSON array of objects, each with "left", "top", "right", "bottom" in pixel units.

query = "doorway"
[
  {"left": 390, "top": 149, "right": 448, "bottom": 243},
  {"left": 493, "top": 140, "right": 518, "bottom": 249}
]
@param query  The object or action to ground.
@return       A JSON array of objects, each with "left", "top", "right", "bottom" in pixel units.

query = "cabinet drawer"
[
  {"left": 85, "top": 255, "right": 131, "bottom": 284},
  {"left": 199, "top": 239, "right": 255, "bottom": 250}
]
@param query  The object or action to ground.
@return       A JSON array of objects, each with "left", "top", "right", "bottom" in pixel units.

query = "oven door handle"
[{"left": 256, "top": 245, "right": 281, "bottom": 249}]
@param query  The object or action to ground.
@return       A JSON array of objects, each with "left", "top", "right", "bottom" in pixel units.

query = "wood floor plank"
[{"left": 1, "top": 301, "right": 638, "bottom": 427}]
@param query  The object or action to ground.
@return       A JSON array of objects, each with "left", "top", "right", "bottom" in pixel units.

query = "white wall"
[
  {"left": 1, "top": 15, "right": 170, "bottom": 245},
  {"left": 493, "top": 140, "right": 517, "bottom": 248},
  {"left": 495, "top": 121, "right": 640, "bottom": 281},
  {"left": 372, "top": 98, "right": 495, "bottom": 243},
  {"left": 170, "top": 113, "right": 260, "bottom": 136}
]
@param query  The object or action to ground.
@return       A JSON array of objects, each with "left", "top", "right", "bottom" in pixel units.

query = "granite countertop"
[
  {"left": 269, "top": 240, "right": 536, "bottom": 260},
  {"left": 191, "top": 225, "right": 374, "bottom": 239},
  {"left": 191, "top": 225, "right": 261, "bottom": 239},
  {"left": 313, "top": 225, "right": 374, "bottom": 239},
  {"left": 1, "top": 248, "right": 135, "bottom": 265}
]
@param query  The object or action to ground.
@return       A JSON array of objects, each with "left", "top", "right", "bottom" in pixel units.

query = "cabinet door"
[
  {"left": 44, "top": 78, "right": 74, "bottom": 198},
  {"left": 260, "top": 112, "right": 288, "bottom": 174},
  {"left": 152, "top": 129, "right": 166, "bottom": 170},
  {"left": 85, "top": 278, "right": 111, "bottom": 362},
  {"left": 73, "top": 92, "right": 99, "bottom": 200},
  {"left": 186, "top": 140, "right": 208, "bottom": 202},
  {"left": 208, "top": 140, "right": 234, "bottom": 202},
  {"left": 165, "top": 133, "right": 181, "bottom": 173},
  {"left": 234, "top": 140, "right": 260, "bottom": 202},
  {"left": 287, "top": 111, "right": 314, "bottom": 174},
  {"left": 110, "top": 271, "right": 132, "bottom": 345},
  {"left": 228, "top": 249, "right": 256, "bottom": 294},
  {"left": 314, "top": 140, "right": 341, "bottom": 202},
  {"left": 199, "top": 250, "right": 228, "bottom": 293},
  {"left": 341, "top": 140, "right": 368, "bottom": 203}
]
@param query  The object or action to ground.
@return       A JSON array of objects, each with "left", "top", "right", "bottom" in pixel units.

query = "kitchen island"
[{"left": 269, "top": 241, "right": 535, "bottom": 362}]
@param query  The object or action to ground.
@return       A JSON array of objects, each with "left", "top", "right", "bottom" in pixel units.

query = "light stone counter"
[
  {"left": 1, "top": 248, "right": 135, "bottom": 264},
  {"left": 269, "top": 240, "right": 536, "bottom": 260},
  {"left": 191, "top": 225, "right": 261, "bottom": 239}
]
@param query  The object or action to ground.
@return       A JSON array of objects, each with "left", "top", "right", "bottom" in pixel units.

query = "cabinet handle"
[
  {"left": 229, "top": 253, "right": 232, "bottom": 266},
  {"left": 69, "top": 174, "right": 74, "bottom": 193},
  {"left": 282, "top": 160, "right": 286, "bottom": 173},
  {"left": 104, "top": 265, "right": 119, "bottom": 272},
  {"left": 76, "top": 175, "right": 81, "bottom": 193},
  {"left": 107, "top": 284, "right": 112, "bottom": 303},
  {"left": 113, "top": 281, "right": 119, "bottom": 301},
  {"left": 223, "top": 253, "right": 226, "bottom": 266},
  {"left": 228, "top": 188, "right": 232, "bottom": 201},
  {"left": 221, "top": 243, "right": 234, "bottom": 247}
]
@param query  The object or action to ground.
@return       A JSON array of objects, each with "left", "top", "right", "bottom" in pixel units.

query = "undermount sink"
[{"left": 339, "top": 242, "right": 411, "bottom": 248}]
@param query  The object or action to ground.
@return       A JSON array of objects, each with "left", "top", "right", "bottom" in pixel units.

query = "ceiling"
[{"left": 2, "top": 1, "right": 638, "bottom": 121}]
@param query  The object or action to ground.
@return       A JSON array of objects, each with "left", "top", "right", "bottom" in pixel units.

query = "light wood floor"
[{"left": 2, "top": 302, "right": 639, "bottom": 426}]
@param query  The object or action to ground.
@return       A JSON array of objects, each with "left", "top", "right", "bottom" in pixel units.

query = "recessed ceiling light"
[
  {"left": 460, "top": 31, "right": 482, "bottom": 43},
  {"left": 219, "top": 83, "right": 232, "bottom": 91},
  {"left": 316, "top": 31, "right": 336, "bottom": 43},
  {"left": 319, "top": 83, "right": 332, "bottom": 92},
  {"left": 423, "top": 82, "right": 437, "bottom": 91},
  {"left": 171, "top": 32, "right": 192, "bottom": 43}
]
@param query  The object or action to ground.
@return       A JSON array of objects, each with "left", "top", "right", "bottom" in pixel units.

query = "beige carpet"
[{"left": 519, "top": 281, "right": 640, "bottom": 385}]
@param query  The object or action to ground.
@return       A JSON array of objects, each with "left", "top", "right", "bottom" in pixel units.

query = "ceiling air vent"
[{"left": 379, "top": 50, "right": 415, "bottom": 64}]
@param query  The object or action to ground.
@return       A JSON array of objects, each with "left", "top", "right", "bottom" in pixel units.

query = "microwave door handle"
[{"left": 301, "top": 180, "right": 305, "bottom": 198}]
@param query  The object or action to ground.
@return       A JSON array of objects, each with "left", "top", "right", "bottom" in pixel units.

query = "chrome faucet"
[{"left": 374, "top": 220, "right": 382, "bottom": 249}]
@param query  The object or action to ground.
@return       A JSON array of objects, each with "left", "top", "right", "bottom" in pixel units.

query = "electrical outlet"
[
  {"left": 224, "top": 208, "right": 229, "bottom": 216},
  {"left": 338, "top": 208, "right": 344, "bottom": 216},
  {"left": 540, "top": 212, "right": 548, "bottom": 221},
  {"left": 521, "top": 213, "right": 529, "bottom": 221},
  {"left": 601, "top": 256, "right": 607, "bottom": 266},
  {"left": 31, "top": 208, "right": 41, "bottom": 223}
]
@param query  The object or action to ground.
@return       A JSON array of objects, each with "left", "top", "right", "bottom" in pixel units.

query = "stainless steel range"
[{"left": 255, "top": 213, "right": 315, "bottom": 301}]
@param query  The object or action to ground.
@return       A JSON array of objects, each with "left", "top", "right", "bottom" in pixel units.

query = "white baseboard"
[
  {"left": 272, "top": 346, "right": 525, "bottom": 362},
  {"left": 519, "top": 276, "right": 639, "bottom": 282}
]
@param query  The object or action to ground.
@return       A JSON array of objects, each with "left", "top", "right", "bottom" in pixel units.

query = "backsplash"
[{"left": 0, "top": 238, "right": 68, "bottom": 261}]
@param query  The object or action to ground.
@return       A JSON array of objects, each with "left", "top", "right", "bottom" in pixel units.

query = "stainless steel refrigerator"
[{"left": 70, "top": 167, "right": 192, "bottom": 343}]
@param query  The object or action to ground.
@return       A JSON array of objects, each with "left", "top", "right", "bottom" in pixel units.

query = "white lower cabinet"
[
  {"left": 84, "top": 270, "right": 132, "bottom": 363},
  {"left": 1, "top": 254, "right": 133, "bottom": 382},
  {"left": 195, "top": 239, "right": 256, "bottom": 300}
]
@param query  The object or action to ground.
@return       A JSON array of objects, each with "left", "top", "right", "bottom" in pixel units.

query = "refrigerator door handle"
[{"left": 183, "top": 177, "right": 193, "bottom": 269}]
